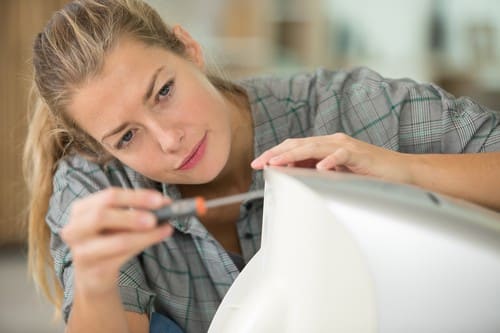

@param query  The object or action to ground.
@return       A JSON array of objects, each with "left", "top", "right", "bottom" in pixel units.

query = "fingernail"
[
  {"left": 150, "top": 195, "right": 163, "bottom": 206},
  {"left": 140, "top": 214, "right": 156, "bottom": 226}
]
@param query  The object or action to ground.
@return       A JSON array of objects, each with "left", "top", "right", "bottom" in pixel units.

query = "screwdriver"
[{"left": 153, "top": 190, "right": 265, "bottom": 224}]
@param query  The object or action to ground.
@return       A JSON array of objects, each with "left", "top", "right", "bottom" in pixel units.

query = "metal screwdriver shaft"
[
  {"left": 204, "top": 190, "right": 264, "bottom": 209},
  {"left": 153, "top": 190, "right": 264, "bottom": 224}
]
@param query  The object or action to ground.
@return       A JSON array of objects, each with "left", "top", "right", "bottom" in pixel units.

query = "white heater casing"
[{"left": 208, "top": 167, "right": 500, "bottom": 333}]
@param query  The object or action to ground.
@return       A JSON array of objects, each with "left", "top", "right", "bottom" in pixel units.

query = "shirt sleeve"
[
  {"left": 46, "top": 155, "right": 157, "bottom": 322},
  {"left": 311, "top": 67, "right": 500, "bottom": 153}
]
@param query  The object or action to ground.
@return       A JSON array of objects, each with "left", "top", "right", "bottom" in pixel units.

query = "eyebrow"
[
  {"left": 100, "top": 66, "right": 165, "bottom": 143},
  {"left": 143, "top": 66, "right": 165, "bottom": 104}
]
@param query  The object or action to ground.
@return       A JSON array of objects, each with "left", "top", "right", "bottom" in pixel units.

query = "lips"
[{"left": 178, "top": 133, "right": 207, "bottom": 170}]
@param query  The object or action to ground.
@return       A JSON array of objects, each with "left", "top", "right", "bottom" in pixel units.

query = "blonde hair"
[{"left": 23, "top": 0, "right": 244, "bottom": 316}]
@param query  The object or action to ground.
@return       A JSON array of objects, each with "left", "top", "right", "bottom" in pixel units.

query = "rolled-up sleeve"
[
  {"left": 394, "top": 80, "right": 500, "bottom": 153},
  {"left": 311, "top": 67, "right": 500, "bottom": 153}
]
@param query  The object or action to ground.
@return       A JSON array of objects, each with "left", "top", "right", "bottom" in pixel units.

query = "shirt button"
[{"left": 244, "top": 232, "right": 253, "bottom": 239}]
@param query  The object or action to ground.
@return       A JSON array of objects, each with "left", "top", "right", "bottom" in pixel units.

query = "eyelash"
[
  {"left": 115, "top": 129, "right": 137, "bottom": 150},
  {"left": 155, "top": 79, "right": 175, "bottom": 103},
  {"left": 115, "top": 79, "right": 175, "bottom": 150}
]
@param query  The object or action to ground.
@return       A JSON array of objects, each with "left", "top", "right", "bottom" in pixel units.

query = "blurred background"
[{"left": 1, "top": 0, "right": 499, "bottom": 332}]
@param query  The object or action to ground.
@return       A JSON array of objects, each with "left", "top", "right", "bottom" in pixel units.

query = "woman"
[{"left": 23, "top": 0, "right": 500, "bottom": 332}]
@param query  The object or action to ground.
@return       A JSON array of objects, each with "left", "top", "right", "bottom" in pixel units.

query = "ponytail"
[{"left": 23, "top": 84, "right": 67, "bottom": 316}]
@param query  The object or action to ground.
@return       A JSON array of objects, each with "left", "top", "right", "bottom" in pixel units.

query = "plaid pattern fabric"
[{"left": 46, "top": 67, "right": 500, "bottom": 332}]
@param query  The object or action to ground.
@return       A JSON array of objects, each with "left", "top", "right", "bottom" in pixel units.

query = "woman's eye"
[
  {"left": 116, "top": 130, "right": 135, "bottom": 149},
  {"left": 157, "top": 80, "right": 174, "bottom": 102}
]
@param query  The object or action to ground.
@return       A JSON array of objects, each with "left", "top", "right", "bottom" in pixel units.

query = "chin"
[
  {"left": 195, "top": 165, "right": 225, "bottom": 184},
  {"left": 195, "top": 153, "right": 230, "bottom": 185}
]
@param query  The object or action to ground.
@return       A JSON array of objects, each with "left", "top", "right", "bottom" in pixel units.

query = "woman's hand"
[
  {"left": 60, "top": 188, "right": 173, "bottom": 295},
  {"left": 251, "top": 133, "right": 412, "bottom": 184}
]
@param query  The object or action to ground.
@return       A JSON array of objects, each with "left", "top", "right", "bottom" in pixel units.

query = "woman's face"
[{"left": 69, "top": 34, "right": 235, "bottom": 185}]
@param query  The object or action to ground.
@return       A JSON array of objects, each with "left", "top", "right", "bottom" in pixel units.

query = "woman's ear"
[{"left": 172, "top": 25, "right": 205, "bottom": 69}]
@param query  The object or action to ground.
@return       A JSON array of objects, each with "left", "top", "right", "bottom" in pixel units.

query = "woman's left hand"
[{"left": 251, "top": 133, "right": 412, "bottom": 184}]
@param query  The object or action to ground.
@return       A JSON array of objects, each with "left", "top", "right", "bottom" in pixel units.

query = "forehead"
[{"left": 68, "top": 38, "right": 177, "bottom": 138}]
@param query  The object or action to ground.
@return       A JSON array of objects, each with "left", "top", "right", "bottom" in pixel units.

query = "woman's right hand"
[{"left": 60, "top": 188, "right": 173, "bottom": 295}]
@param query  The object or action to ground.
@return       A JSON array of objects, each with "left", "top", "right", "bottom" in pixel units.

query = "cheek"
[
  {"left": 115, "top": 141, "right": 163, "bottom": 174},
  {"left": 174, "top": 81, "right": 226, "bottom": 122}
]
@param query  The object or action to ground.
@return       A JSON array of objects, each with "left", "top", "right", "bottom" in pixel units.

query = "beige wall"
[{"left": 0, "top": 0, "right": 67, "bottom": 245}]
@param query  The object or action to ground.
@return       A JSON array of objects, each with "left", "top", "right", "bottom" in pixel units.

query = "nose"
[{"left": 154, "top": 126, "right": 185, "bottom": 153}]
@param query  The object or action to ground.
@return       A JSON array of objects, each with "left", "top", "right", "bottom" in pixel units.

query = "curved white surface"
[{"left": 209, "top": 168, "right": 500, "bottom": 332}]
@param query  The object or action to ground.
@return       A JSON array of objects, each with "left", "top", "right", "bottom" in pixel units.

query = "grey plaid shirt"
[{"left": 46, "top": 67, "right": 500, "bottom": 332}]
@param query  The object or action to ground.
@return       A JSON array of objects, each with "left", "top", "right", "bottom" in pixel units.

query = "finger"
[
  {"left": 316, "top": 160, "right": 351, "bottom": 172},
  {"left": 251, "top": 138, "right": 308, "bottom": 169},
  {"left": 251, "top": 149, "right": 282, "bottom": 169},
  {"left": 105, "top": 208, "right": 160, "bottom": 230},
  {"left": 87, "top": 188, "right": 169, "bottom": 210},
  {"left": 265, "top": 142, "right": 333, "bottom": 166},
  {"left": 316, "top": 148, "right": 350, "bottom": 170},
  {"left": 63, "top": 207, "right": 159, "bottom": 244},
  {"left": 71, "top": 224, "right": 174, "bottom": 265},
  {"left": 316, "top": 148, "right": 360, "bottom": 174},
  {"left": 63, "top": 192, "right": 172, "bottom": 244}
]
